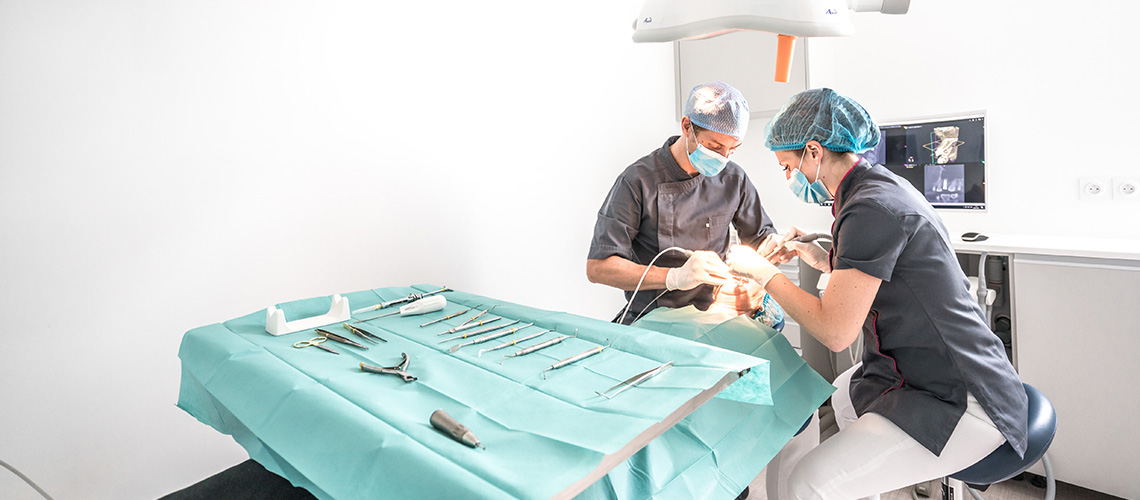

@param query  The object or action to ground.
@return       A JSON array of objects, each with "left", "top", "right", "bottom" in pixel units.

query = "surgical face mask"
[
  {"left": 787, "top": 149, "right": 832, "bottom": 204},
  {"left": 686, "top": 134, "right": 729, "bottom": 177}
]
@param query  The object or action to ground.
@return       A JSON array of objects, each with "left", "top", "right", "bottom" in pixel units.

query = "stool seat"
[{"left": 951, "top": 383, "right": 1057, "bottom": 486}]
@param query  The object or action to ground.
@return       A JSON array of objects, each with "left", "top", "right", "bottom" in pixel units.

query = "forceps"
[
  {"left": 293, "top": 336, "right": 339, "bottom": 355},
  {"left": 360, "top": 353, "right": 417, "bottom": 382}
]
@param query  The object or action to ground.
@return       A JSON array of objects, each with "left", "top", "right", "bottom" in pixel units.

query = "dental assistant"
[
  {"left": 728, "top": 89, "right": 1028, "bottom": 499},
  {"left": 587, "top": 81, "right": 780, "bottom": 325}
]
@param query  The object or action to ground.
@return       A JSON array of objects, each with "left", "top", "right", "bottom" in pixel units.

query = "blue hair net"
[
  {"left": 763, "top": 88, "right": 880, "bottom": 153},
  {"left": 684, "top": 82, "right": 750, "bottom": 140}
]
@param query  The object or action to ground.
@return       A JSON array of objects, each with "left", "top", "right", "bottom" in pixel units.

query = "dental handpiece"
[
  {"left": 790, "top": 233, "right": 831, "bottom": 243},
  {"left": 430, "top": 409, "right": 484, "bottom": 450},
  {"left": 542, "top": 344, "right": 610, "bottom": 379}
]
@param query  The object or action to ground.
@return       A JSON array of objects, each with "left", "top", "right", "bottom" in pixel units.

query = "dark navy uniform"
[
  {"left": 833, "top": 159, "right": 1028, "bottom": 457},
  {"left": 588, "top": 136, "right": 777, "bottom": 324}
]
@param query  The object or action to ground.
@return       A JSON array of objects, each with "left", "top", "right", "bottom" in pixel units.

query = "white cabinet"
[{"left": 1011, "top": 254, "right": 1140, "bottom": 500}]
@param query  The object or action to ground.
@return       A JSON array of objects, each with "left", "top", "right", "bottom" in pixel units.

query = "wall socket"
[
  {"left": 1113, "top": 177, "right": 1139, "bottom": 200},
  {"left": 1079, "top": 177, "right": 1111, "bottom": 201}
]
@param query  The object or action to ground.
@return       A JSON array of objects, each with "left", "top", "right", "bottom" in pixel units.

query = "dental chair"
[{"left": 941, "top": 383, "right": 1058, "bottom": 500}]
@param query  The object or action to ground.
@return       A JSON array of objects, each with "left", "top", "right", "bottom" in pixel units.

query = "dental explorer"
[
  {"left": 438, "top": 320, "right": 521, "bottom": 344},
  {"left": 478, "top": 328, "right": 554, "bottom": 357},
  {"left": 542, "top": 342, "right": 610, "bottom": 379},
  {"left": 500, "top": 330, "right": 578, "bottom": 364},
  {"left": 351, "top": 287, "right": 449, "bottom": 314},
  {"left": 418, "top": 304, "right": 480, "bottom": 327},
  {"left": 448, "top": 323, "right": 535, "bottom": 353}
]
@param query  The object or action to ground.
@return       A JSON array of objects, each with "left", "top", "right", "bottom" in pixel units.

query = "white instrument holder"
[{"left": 265, "top": 294, "right": 351, "bottom": 336}]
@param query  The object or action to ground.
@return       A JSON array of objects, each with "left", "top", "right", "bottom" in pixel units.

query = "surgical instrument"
[
  {"left": 315, "top": 328, "right": 367, "bottom": 349},
  {"left": 790, "top": 233, "right": 832, "bottom": 243},
  {"left": 430, "top": 409, "right": 484, "bottom": 450},
  {"left": 478, "top": 328, "right": 554, "bottom": 357},
  {"left": 293, "top": 336, "right": 339, "bottom": 355},
  {"left": 500, "top": 330, "right": 577, "bottom": 363},
  {"left": 360, "top": 353, "right": 417, "bottom": 382},
  {"left": 451, "top": 305, "right": 497, "bottom": 328},
  {"left": 434, "top": 313, "right": 503, "bottom": 336},
  {"left": 351, "top": 287, "right": 449, "bottom": 314},
  {"left": 354, "top": 295, "right": 447, "bottom": 323},
  {"left": 448, "top": 322, "right": 534, "bottom": 353},
  {"left": 418, "top": 304, "right": 480, "bottom": 327},
  {"left": 542, "top": 342, "right": 610, "bottom": 379},
  {"left": 595, "top": 361, "right": 674, "bottom": 399},
  {"left": 342, "top": 322, "right": 386, "bottom": 344},
  {"left": 438, "top": 320, "right": 520, "bottom": 344}
]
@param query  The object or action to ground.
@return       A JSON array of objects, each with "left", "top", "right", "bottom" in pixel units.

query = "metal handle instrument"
[
  {"left": 438, "top": 320, "right": 520, "bottom": 344},
  {"left": 500, "top": 330, "right": 578, "bottom": 364},
  {"left": 596, "top": 361, "right": 674, "bottom": 399},
  {"left": 478, "top": 328, "right": 554, "bottom": 357},
  {"left": 315, "top": 328, "right": 367, "bottom": 349},
  {"left": 542, "top": 343, "right": 610, "bottom": 379},
  {"left": 360, "top": 353, "right": 417, "bottom": 382},
  {"left": 448, "top": 323, "right": 534, "bottom": 353},
  {"left": 341, "top": 322, "right": 386, "bottom": 344},
  {"left": 418, "top": 304, "right": 480, "bottom": 327},
  {"left": 351, "top": 286, "right": 449, "bottom": 314},
  {"left": 429, "top": 409, "right": 484, "bottom": 449}
]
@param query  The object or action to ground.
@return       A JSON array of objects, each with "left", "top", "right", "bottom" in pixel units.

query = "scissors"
[{"left": 293, "top": 336, "right": 340, "bottom": 355}]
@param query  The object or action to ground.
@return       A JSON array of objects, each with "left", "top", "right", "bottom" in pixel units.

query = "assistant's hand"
[
  {"left": 665, "top": 251, "right": 731, "bottom": 291},
  {"left": 727, "top": 244, "right": 782, "bottom": 288},
  {"left": 786, "top": 240, "right": 830, "bottom": 273},
  {"left": 712, "top": 277, "right": 765, "bottom": 316}
]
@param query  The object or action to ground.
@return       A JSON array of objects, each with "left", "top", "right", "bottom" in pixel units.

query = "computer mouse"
[{"left": 961, "top": 232, "right": 988, "bottom": 242}]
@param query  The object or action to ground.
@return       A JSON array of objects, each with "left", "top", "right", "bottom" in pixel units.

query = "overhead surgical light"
[{"left": 632, "top": 0, "right": 910, "bottom": 83}]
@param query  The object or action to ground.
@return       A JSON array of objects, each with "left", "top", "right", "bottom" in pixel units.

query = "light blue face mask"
[
  {"left": 686, "top": 134, "right": 729, "bottom": 177},
  {"left": 787, "top": 149, "right": 832, "bottom": 204}
]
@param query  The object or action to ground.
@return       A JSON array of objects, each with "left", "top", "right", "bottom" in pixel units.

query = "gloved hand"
[
  {"left": 727, "top": 244, "right": 782, "bottom": 288},
  {"left": 786, "top": 240, "right": 830, "bottom": 273},
  {"left": 712, "top": 277, "right": 765, "bottom": 316},
  {"left": 665, "top": 251, "right": 731, "bottom": 291}
]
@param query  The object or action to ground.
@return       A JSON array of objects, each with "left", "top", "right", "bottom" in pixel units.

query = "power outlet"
[
  {"left": 1079, "top": 177, "right": 1111, "bottom": 201},
  {"left": 1113, "top": 177, "right": 1139, "bottom": 200}
]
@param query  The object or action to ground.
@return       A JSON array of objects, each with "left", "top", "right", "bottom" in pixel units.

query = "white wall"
[
  {"left": 4, "top": 1, "right": 1139, "bottom": 499},
  {"left": 737, "top": 0, "right": 1140, "bottom": 240},
  {"left": 0, "top": 2, "right": 673, "bottom": 498}
]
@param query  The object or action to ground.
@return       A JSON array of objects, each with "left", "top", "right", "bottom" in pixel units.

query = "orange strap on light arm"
[{"left": 775, "top": 34, "right": 797, "bottom": 83}]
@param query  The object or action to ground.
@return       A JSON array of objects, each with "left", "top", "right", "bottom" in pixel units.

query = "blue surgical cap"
[
  {"left": 763, "top": 88, "right": 880, "bottom": 154},
  {"left": 684, "top": 82, "right": 750, "bottom": 140}
]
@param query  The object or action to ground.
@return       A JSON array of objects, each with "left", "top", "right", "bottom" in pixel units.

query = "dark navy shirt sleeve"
[
  {"left": 732, "top": 171, "right": 777, "bottom": 248},
  {"left": 588, "top": 175, "right": 641, "bottom": 261},
  {"left": 832, "top": 200, "right": 908, "bottom": 282}
]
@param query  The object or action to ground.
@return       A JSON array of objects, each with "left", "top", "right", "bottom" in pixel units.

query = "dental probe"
[
  {"left": 790, "top": 233, "right": 832, "bottom": 243},
  {"left": 478, "top": 328, "right": 554, "bottom": 357},
  {"left": 351, "top": 287, "right": 449, "bottom": 314},
  {"left": 449, "top": 323, "right": 534, "bottom": 353},
  {"left": 542, "top": 343, "right": 610, "bottom": 379},
  {"left": 438, "top": 320, "right": 521, "bottom": 344},
  {"left": 435, "top": 316, "right": 503, "bottom": 336},
  {"left": 418, "top": 304, "right": 480, "bottom": 327},
  {"left": 500, "top": 330, "right": 578, "bottom": 364},
  {"left": 355, "top": 295, "right": 447, "bottom": 323}
]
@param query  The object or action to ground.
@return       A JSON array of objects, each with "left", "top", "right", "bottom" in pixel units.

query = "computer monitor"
[{"left": 864, "top": 113, "right": 986, "bottom": 210}]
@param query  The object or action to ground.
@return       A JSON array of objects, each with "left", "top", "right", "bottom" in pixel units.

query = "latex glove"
[
  {"left": 665, "top": 251, "right": 731, "bottom": 291},
  {"left": 764, "top": 226, "right": 810, "bottom": 265},
  {"left": 756, "top": 233, "right": 782, "bottom": 259},
  {"left": 786, "top": 240, "right": 830, "bottom": 273},
  {"left": 727, "top": 244, "right": 782, "bottom": 288},
  {"left": 712, "top": 277, "right": 765, "bottom": 316}
]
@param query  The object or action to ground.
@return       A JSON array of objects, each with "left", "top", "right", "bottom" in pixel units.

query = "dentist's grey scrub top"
[
  {"left": 833, "top": 160, "right": 1029, "bottom": 457},
  {"left": 588, "top": 136, "right": 777, "bottom": 324}
]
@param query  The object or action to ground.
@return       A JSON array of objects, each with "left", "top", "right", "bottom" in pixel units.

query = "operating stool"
[{"left": 943, "top": 383, "right": 1057, "bottom": 500}]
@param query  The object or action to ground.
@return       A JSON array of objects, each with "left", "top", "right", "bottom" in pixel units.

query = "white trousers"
[{"left": 786, "top": 364, "right": 1007, "bottom": 500}]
